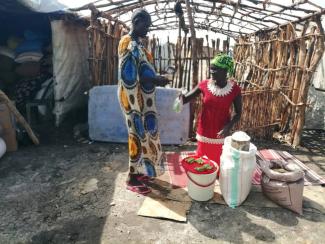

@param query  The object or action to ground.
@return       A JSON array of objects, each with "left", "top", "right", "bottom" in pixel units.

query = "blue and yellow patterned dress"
[{"left": 118, "top": 34, "right": 164, "bottom": 177}]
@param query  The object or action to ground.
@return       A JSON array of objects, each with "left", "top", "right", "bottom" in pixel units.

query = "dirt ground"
[{"left": 0, "top": 125, "right": 324, "bottom": 244}]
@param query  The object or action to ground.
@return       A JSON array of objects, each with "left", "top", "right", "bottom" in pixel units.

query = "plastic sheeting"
[
  {"left": 311, "top": 19, "right": 325, "bottom": 90},
  {"left": 17, "top": 0, "right": 94, "bottom": 12},
  {"left": 18, "top": 0, "right": 66, "bottom": 12},
  {"left": 306, "top": 24, "right": 325, "bottom": 129},
  {"left": 305, "top": 86, "right": 325, "bottom": 130},
  {"left": 311, "top": 50, "right": 325, "bottom": 90},
  {"left": 51, "top": 20, "right": 91, "bottom": 126}
]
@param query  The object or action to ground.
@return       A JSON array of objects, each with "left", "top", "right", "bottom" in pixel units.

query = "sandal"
[
  {"left": 126, "top": 183, "right": 151, "bottom": 195},
  {"left": 135, "top": 174, "right": 154, "bottom": 183}
]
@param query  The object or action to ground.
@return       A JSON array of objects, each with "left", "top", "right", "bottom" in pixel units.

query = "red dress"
[{"left": 196, "top": 79, "right": 241, "bottom": 168}]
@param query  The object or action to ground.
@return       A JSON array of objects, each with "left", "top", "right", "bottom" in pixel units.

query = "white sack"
[{"left": 220, "top": 136, "right": 257, "bottom": 208}]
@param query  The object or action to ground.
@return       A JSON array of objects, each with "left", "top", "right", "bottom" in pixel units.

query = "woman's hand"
[
  {"left": 217, "top": 94, "right": 242, "bottom": 137},
  {"left": 178, "top": 93, "right": 185, "bottom": 101},
  {"left": 155, "top": 75, "right": 170, "bottom": 86},
  {"left": 182, "top": 85, "right": 201, "bottom": 104},
  {"left": 217, "top": 124, "right": 231, "bottom": 137}
]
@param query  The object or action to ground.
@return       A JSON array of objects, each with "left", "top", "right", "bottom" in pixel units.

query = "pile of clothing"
[
  {"left": 0, "top": 30, "right": 53, "bottom": 114},
  {"left": 14, "top": 30, "right": 44, "bottom": 64}
]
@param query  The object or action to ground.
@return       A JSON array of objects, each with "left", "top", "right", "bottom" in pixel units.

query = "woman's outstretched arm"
[{"left": 182, "top": 85, "right": 201, "bottom": 104}]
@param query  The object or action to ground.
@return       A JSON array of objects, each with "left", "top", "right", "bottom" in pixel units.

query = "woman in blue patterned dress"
[{"left": 118, "top": 9, "right": 169, "bottom": 194}]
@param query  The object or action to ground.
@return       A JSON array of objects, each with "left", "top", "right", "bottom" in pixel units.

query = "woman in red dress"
[{"left": 181, "top": 54, "right": 242, "bottom": 168}]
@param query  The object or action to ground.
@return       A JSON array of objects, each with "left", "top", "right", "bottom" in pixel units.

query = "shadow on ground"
[
  {"left": 189, "top": 200, "right": 325, "bottom": 243},
  {"left": 187, "top": 129, "right": 325, "bottom": 243},
  {"left": 0, "top": 126, "right": 324, "bottom": 243},
  {"left": 0, "top": 123, "right": 129, "bottom": 243}
]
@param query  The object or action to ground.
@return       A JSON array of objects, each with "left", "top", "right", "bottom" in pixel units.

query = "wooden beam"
[
  {"left": 194, "top": 7, "right": 268, "bottom": 29},
  {"left": 233, "top": 7, "right": 295, "bottom": 24},
  {"left": 138, "top": 7, "right": 264, "bottom": 32},
  {"left": 246, "top": 0, "right": 313, "bottom": 13},
  {"left": 258, "top": 0, "right": 309, "bottom": 22},
  {"left": 186, "top": 0, "right": 198, "bottom": 88},
  {"left": 257, "top": 9, "right": 325, "bottom": 33},
  {"left": 0, "top": 90, "right": 39, "bottom": 145},
  {"left": 207, "top": 0, "right": 315, "bottom": 14},
  {"left": 148, "top": 14, "right": 258, "bottom": 32},
  {"left": 150, "top": 25, "right": 240, "bottom": 38},
  {"left": 104, "top": 0, "right": 157, "bottom": 15},
  {"left": 81, "top": 0, "right": 325, "bottom": 40},
  {"left": 88, "top": 3, "right": 129, "bottom": 30},
  {"left": 71, "top": 0, "right": 138, "bottom": 11},
  {"left": 202, "top": 0, "right": 302, "bottom": 20}
]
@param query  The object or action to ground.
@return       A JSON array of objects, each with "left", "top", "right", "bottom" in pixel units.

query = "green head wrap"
[{"left": 211, "top": 54, "right": 234, "bottom": 75}]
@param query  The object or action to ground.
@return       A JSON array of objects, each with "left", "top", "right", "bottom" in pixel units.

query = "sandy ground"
[{"left": 0, "top": 126, "right": 324, "bottom": 244}]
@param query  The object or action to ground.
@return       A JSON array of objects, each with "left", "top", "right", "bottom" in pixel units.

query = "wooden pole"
[
  {"left": 177, "top": 17, "right": 183, "bottom": 89},
  {"left": 0, "top": 90, "right": 39, "bottom": 145},
  {"left": 88, "top": 3, "right": 129, "bottom": 31},
  {"left": 183, "top": 36, "right": 189, "bottom": 89},
  {"left": 185, "top": 0, "right": 199, "bottom": 138},
  {"left": 187, "top": 39, "right": 192, "bottom": 91},
  {"left": 216, "top": 38, "right": 220, "bottom": 53},
  {"left": 185, "top": 0, "right": 198, "bottom": 88},
  {"left": 206, "top": 35, "right": 211, "bottom": 78},
  {"left": 167, "top": 36, "right": 171, "bottom": 67}
]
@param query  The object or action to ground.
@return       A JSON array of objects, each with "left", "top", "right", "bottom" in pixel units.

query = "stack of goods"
[
  {"left": 13, "top": 31, "right": 53, "bottom": 113},
  {"left": 14, "top": 76, "right": 44, "bottom": 111},
  {"left": 14, "top": 30, "right": 44, "bottom": 66},
  {"left": 13, "top": 30, "right": 45, "bottom": 84},
  {"left": 0, "top": 30, "right": 53, "bottom": 114}
]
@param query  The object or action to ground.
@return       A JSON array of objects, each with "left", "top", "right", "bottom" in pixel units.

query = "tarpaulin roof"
[
  {"left": 73, "top": 0, "right": 325, "bottom": 37},
  {"left": 0, "top": 0, "right": 33, "bottom": 13},
  {"left": 2, "top": 0, "right": 325, "bottom": 37}
]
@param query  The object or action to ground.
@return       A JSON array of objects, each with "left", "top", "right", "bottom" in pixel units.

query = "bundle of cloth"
[
  {"left": 14, "top": 30, "right": 44, "bottom": 63},
  {"left": 14, "top": 30, "right": 46, "bottom": 77},
  {"left": 0, "top": 31, "right": 45, "bottom": 93},
  {"left": 0, "top": 31, "right": 54, "bottom": 114}
]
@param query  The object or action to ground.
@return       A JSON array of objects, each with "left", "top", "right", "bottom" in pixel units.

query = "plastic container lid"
[
  {"left": 181, "top": 155, "right": 218, "bottom": 175},
  {"left": 231, "top": 131, "right": 250, "bottom": 142}
]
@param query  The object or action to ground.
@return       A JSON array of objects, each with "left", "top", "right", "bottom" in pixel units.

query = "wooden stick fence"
[
  {"left": 233, "top": 17, "right": 325, "bottom": 146},
  {"left": 87, "top": 4, "right": 324, "bottom": 146},
  {"left": 148, "top": 36, "right": 229, "bottom": 91},
  {"left": 88, "top": 6, "right": 128, "bottom": 86}
]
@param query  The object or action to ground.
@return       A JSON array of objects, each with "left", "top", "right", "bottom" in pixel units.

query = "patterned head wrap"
[
  {"left": 211, "top": 54, "right": 234, "bottom": 75},
  {"left": 131, "top": 9, "right": 152, "bottom": 25}
]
